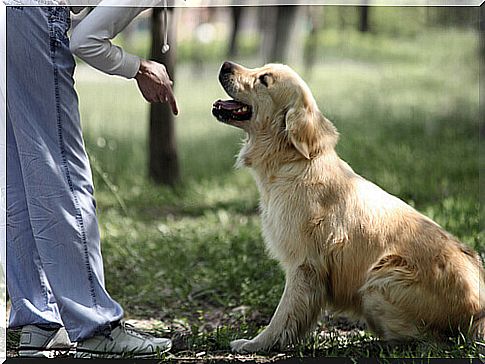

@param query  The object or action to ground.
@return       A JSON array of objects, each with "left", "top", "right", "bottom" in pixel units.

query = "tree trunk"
[
  {"left": 228, "top": 6, "right": 243, "bottom": 58},
  {"left": 260, "top": 5, "right": 298, "bottom": 63},
  {"left": 271, "top": 6, "right": 298, "bottom": 63},
  {"left": 359, "top": 5, "right": 370, "bottom": 32},
  {"left": 149, "top": 8, "right": 180, "bottom": 186}
]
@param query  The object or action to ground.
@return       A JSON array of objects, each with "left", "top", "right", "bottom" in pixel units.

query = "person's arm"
[
  {"left": 70, "top": 2, "right": 148, "bottom": 79},
  {"left": 70, "top": 0, "right": 178, "bottom": 114}
]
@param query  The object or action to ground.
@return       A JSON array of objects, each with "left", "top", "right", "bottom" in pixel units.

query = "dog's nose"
[{"left": 220, "top": 61, "right": 235, "bottom": 75}]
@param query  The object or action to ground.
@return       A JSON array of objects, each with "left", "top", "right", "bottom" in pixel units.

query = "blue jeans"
[{"left": 6, "top": 6, "right": 123, "bottom": 341}]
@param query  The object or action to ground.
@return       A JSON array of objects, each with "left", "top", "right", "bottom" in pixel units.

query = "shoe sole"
[
  {"left": 19, "top": 349, "right": 73, "bottom": 358},
  {"left": 75, "top": 352, "right": 161, "bottom": 359},
  {"left": 74, "top": 344, "right": 172, "bottom": 359}
]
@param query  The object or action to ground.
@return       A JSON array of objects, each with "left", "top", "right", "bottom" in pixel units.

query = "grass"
[{"left": 7, "top": 26, "right": 483, "bottom": 360}]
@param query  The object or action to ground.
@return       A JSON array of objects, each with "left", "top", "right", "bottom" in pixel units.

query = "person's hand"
[{"left": 135, "top": 59, "right": 178, "bottom": 115}]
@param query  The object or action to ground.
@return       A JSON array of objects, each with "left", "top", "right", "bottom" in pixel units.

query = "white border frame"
[
  {"left": 0, "top": 1, "right": 6, "bottom": 363},
  {"left": 0, "top": 3, "right": 481, "bottom": 363},
  {"left": 6, "top": 0, "right": 485, "bottom": 6}
]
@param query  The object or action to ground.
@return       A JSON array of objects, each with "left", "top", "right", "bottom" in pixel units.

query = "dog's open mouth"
[{"left": 212, "top": 99, "right": 252, "bottom": 126}]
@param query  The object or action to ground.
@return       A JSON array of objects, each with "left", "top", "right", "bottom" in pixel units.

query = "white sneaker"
[
  {"left": 75, "top": 321, "right": 172, "bottom": 358},
  {"left": 18, "top": 325, "right": 72, "bottom": 358}
]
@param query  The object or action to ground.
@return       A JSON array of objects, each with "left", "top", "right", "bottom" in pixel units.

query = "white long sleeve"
[{"left": 70, "top": 0, "right": 160, "bottom": 79}]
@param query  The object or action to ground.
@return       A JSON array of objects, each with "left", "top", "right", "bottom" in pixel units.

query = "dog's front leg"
[{"left": 231, "top": 263, "right": 324, "bottom": 353}]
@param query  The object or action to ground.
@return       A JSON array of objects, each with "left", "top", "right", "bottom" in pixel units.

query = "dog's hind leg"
[
  {"left": 231, "top": 263, "right": 325, "bottom": 353},
  {"left": 361, "top": 252, "right": 485, "bottom": 342},
  {"left": 359, "top": 258, "right": 423, "bottom": 341},
  {"left": 360, "top": 287, "right": 421, "bottom": 341}
]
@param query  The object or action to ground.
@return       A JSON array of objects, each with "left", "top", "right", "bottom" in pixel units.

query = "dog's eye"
[{"left": 259, "top": 73, "right": 272, "bottom": 87}]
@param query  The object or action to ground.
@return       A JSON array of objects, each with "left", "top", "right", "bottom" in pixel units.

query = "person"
[{"left": 6, "top": 0, "right": 178, "bottom": 358}]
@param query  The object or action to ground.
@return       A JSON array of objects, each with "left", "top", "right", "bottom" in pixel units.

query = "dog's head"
[{"left": 212, "top": 62, "right": 338, "bottom": 166}]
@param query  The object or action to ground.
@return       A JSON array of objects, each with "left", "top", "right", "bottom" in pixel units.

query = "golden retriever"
[{"left": 212, "top": 61, "right": 485, "bottom": 353}]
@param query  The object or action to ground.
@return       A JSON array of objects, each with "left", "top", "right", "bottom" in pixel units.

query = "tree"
[
  {"left": 227, "top": 6, "right": 243, "bottom": 58},
  {"left": 149, "top": 8, "right": 180, "bottom": 186},
  {"left": 359, "top": 5, "right": 370, "bottom": 32},
  {"left": 260, "top": 6, "right": 299, "bottom": 63}
]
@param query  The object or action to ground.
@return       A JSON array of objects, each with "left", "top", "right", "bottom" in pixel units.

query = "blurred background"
[{"left": 71, "top": 4, "right": 481, "bottom": 353}]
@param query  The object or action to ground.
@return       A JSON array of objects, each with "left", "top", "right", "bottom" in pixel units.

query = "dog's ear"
[
  {"left": 285, "top": 107, "right": 312, "bottom": 160},
  {"left": 285, "top": 104, "right": 339, "bottom": 160}
]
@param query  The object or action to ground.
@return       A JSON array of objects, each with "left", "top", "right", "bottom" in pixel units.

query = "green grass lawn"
[{"left": 14, "top": 27, "right": 478, "bottom": 360}]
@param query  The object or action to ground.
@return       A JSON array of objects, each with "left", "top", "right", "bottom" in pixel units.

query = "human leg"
[
  {"left": 6, "top": 108, "right": 63, "bottom": 329},
  {"left": 6, "top": 6, "right": 123, "bottom": 342}
]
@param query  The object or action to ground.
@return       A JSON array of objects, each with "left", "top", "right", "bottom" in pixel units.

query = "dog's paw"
[{"left": 230, "top": 339, "right": 260, "bottom": 353}]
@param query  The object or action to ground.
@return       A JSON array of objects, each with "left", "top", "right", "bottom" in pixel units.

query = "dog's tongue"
[{"left": 216, "top": 99, "right": 244, "bottom": 110}]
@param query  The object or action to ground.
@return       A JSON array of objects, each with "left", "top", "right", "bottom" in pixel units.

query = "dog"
[{"left": 212, "top": 61, "right": 485, "bottom": 353}]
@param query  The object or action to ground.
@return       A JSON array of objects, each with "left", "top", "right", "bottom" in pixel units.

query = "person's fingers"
[
  {"left": 139, "top": 73, "right": 176, "bottom": 109},
  {"left": 163, "top": 77, "right": 178, "bottom": 114},
  {"left": 145, "top": 88, "right": 156, "bottom": 102},
  {"left": 148, "top": 90, "right": 160, "bottom": 103},
  {"left": 165, "top": 88, "right": 178, "bottom": 115},
  {"left": 156, "top": 91, "right": 166, "bottom": 104},
  {"left": 137, "top": 77, "right": 158, "bottom": 103},
  {"left": 156, "top": 81, "right": 177, "bottom": 114},
  {"left": 157, "top": 89, "right": 177, "bottom": 115}
]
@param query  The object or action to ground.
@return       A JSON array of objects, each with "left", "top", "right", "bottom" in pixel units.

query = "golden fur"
[{"left": 215, "top": 62, "right": 485, "bottom": 353}]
